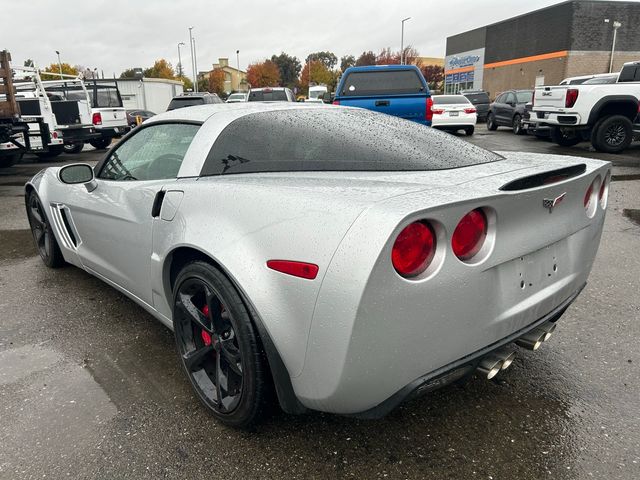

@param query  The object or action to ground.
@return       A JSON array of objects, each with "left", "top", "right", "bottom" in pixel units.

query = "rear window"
[
  {"left": 167, "top": 97, "right": 205, "bottom": 110},
  {"left": 433, "top": 95, "right": 470, "bottom": 105},
  {"left": 200, "top": 108, "right": 501, "bottom": 176},
  {"left": 463, "top": 92, "right": 490, "bottom": 104},
  {"left": 248, "top": 90, "right": 288, "bottom": 101},
  {"left": 582, "top": 75, "right": 618, "bottom": 85},
  {"left": 339, "top": 70, "right": 425, "bottom": 96},
  {"left": 95, "top": 87, "right": 122, "bottom": 108},
  {"left": 618, "top": 65, "right": 640, "bottom": 83},
  {"left": 516, "top": 91, "right": 533, "bottom": 103}
]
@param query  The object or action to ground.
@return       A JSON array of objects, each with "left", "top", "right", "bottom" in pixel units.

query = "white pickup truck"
[{"left": 531, "top": 61, "right": 640, "bottom": 153}]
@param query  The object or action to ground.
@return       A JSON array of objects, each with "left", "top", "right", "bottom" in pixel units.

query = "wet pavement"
[{"left": 1, "top": 131, "right": 639, "bottom": 479}]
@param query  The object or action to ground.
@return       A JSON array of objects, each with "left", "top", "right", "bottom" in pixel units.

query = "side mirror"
[
  {"left": 322, "top": 92, "right": 332, "bottom": 104},
  {"left": 59, "top": 163, "right": 97, "bottom": 192}
]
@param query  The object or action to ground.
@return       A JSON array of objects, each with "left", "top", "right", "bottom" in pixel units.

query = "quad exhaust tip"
[
  {"left": 477, "top": 349, "right": 517, "bottom": 379},
  {"left": 515, "top": 322, "right": 556, "bottom": 350}
]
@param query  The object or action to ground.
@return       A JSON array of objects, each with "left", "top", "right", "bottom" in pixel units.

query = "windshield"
[
  {"left": 167, "top": 97, "right": 205, "bottom": 110},
  {"left": 228, "top": 94, "right": 245, "bottom": 100},
  {"left": 516, "top": 91, "right": 533, "bottom": 103},
  {"left": 463, "top": 92, "right": 490, "bottom": 104},
  {"left": 201, "top": 108, "right": 501, "bottom": 176},
  {"left": 248, "top": 90, "right": 288, "bottom": 101},
  {"left": 309, "top": 90, "right": 325, "bottom": 99}
]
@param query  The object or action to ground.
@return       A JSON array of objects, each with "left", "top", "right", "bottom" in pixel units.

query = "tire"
[
  {"left": 89, "top": 137, "right": 112, "bottom": 150},
  {"left": 590, "top": 115, "right": 633, "bottom": 154},
  {"left": 550, "top": 127, "right": 582, "bottom": 147},
  {"left": 35, "top": 145, "right": 64, "bottom": 160},
  {"left": 487, "top": 113, "right": 498, "bottom": 131},
  {"left": 464, "top": 126, "right": 475, "bottom": 136},
  {"left": 63, "top": 142, "right": 84, "bottom": 154},
  {"left": 0, "top": 152, "right": 23, "bottom": 168},
  {"left": 26, "top": 191, "right": 65, "bottom": 268},
  {"left": 512, "top": 114, "right": 524, "bottom": 135},
  {"left": 173, "top": 260, "right": 269, "bottom": 428}
]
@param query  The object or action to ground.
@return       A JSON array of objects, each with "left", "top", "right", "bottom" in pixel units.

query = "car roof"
[
  {"left": 148, "top": 101, "right": 326, "bottom": 124},
  {"left": 343, "top": 64, "right": 421, "bottom": 73},
  {"left": 250, "top": 87, "right": 287, "bottom": 91}
]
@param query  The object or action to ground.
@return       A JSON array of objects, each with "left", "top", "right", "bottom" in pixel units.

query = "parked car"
[
  {"left": 333, "top": 65, "right": 432, "bottom": 125},
  {"left": 559, "top": 73, "right": 615, "bottom": 85},
  {"left": 522, "top": 102, "right": 550, "bottom": 138},
  {"left": 531, "top": 61, "right": 640, "bottom": 153},
  {"left": 461, "top": 90, "right": 490, "bottom": 122},
  {"left": 487, "top": 90, "right": 534, "bottom": 135},
  {"left": 430, "top": 95, "right": 477, "bottom": 135},
  {"left": 581, "top": 74, "right": 619, "bottom": 85},
  {"left": 25, "top": 103, "right": 609, "bottom": 428},
  {"left": 247, "top": 87, "right": 295, "bottom": 102},
  {"left": 126, "top": 109, "right": 156, "bottom": 128},
  {"left": 167, "top": 93, "right": 223, "bottom": 111},
  {"left": 307, "top": 85, "right": 328, "bottom": 103},
  {"left": 226, "top": 92, "right": 247, "bottom": 103}
]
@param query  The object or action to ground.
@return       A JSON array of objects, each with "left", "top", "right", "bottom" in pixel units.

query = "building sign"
[{"left": 447, "top": 55, "right": 481, "bottom": 70}]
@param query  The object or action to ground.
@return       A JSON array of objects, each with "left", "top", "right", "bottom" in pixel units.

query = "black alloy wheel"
[
  {"left": 89, "top": 137, "right": 112, "bottom": 150},
  {"left": 26, "top": 192, "right": 65, "bottom": 268},
  {"left": 591, "top": 115, "right": 633, "bottom": 153},
  {"left": 173, "top": 261, "right": 269, "bottom": 428},
  {"left": 512, "top": 114, "right": 524, "bottom": 135},
  {"left": 487, "top": 113, "right": 498, "bottom": 131}
]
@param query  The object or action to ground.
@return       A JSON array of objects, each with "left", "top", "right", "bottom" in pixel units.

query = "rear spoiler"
[{"left": 499, "top": 164, "right": 586, "bottom": 191}]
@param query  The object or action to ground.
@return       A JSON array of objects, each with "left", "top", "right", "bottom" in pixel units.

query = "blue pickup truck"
[{"left": 333, "top": 65, "right": 433, "bottom": 126}]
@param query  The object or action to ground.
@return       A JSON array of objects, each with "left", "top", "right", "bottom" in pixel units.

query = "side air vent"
[
  {"left": 59, "top": 208, "right": 77, "bottom": 247},
  {"left": 499, "top": 164, "right": 586, "bottom": 191}
]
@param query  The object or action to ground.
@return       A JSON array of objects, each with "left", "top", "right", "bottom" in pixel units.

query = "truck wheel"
[
  {"left": 512, "top": 114, "right": 525, "bottom": 135},
  {"left": 89, "top": 137, "right": 112, "bottom": 150},
  {"left": 35, "top": 145, "right": 64, "bottom": 161},
  {"left": 591, "top": 115, "right": 633, "bottom": 154},
  {"left": 63, "top": 142, "right": 84, "bottom": 154},
  {"left": 487, "top": 113, "right": 498, "bottom": 131},
  {"left": 550, "top": 127, "right": 582, "bottom": 147},
  {"left": 0, "top": 152, "right": 23, "bottom": 168}
]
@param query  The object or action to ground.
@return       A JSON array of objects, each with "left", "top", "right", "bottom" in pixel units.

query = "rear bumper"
[
  {"left": 60, "top": 126, "right": 100, "bottom": 142},
  {"left": 353, "top": 285, "right": 583, "bottom": 419},
  {"left": 531, "top": 110, "right": 584, "bottom": 127},
  {"left": 96, "top": 126, "right": 130, "bottom": 138}
]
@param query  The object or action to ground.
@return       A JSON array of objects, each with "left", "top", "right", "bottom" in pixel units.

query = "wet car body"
[{"left": 24, "top": 103, "right": 609, "bottom": 426}]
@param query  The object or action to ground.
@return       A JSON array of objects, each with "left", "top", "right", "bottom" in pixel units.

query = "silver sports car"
[{"left": 25, "top": 103, "right": 609, "bottom": 427}]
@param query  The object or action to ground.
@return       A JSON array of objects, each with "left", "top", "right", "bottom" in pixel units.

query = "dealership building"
[{"left": 444, "top": 0, "right": 640, "bottom": 98}]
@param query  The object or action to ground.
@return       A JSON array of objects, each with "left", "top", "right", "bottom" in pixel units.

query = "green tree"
[
  {"left": 340, "top": 55, "right": 355, "bottom": 72},
  {"left": 270, "top": 52, "right": 302, "bottom": 89},
  {"left": 306, "top": 51, "right": 337, "bottom": 70},
  {"left": 355, "top": 51, "right": 376, "bottom": 66},
  {"left": 120, "top": 68, "right": 138, "bottom": 79}
]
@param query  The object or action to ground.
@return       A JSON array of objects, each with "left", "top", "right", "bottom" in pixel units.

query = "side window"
[
  {"left": 98, "top": 123, "right": 200, "bottom": 181},
  {"left": 506, "top": 93, "right": 516, "bottom": 105},
  {"left": 495, "top": 93, "right": 505, "bottom": 103}
]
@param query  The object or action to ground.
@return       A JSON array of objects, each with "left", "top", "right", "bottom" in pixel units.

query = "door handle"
[
  {"left": 151, "top": 190, "right": 165, "bottom": 217},
  {"left": 375, "top": 100, "right": 390, "bottom": 107}
]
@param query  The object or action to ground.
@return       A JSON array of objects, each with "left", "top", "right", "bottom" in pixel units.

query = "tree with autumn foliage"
[
  {"left": 208, "top": 69, "right": 226, "bottom": 96},
  {"left": 143, "top": 59, "right": 175, "bottom": 79},
  {"left": 355, "top": 51, "right": 376, "bottom": 66},
  {"left": 246, "top": 60, "right": 281, "bottom": 88},
  {"left": 299, "top": 60, "right": 334, "bottom": 92},
  {"left": 42, "top": 62, "right": 78, "bottom": 77},
  {"left": 420, "top": 64, "right": 445, "bottom": 91}
]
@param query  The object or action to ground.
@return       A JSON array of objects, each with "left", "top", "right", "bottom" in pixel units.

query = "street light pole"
[
  {"left": 177, "top": 42, "right": 185, "bottom": 78},
  {"left": 604, "top": 19, "right": 622, "bottom": 73},
  {"left": 188, "top": 27, "right": 197, "bottom": 92},
  {"left": 55, "top": 50, "right": 63, "bottom": 79},
  {"left": 193, "top": 37, "right": 199, "bottom": 91},
  {"left": 400, "top": 17, "right": 411, "bottom": 65},
  {"left": 236, "top": 50, "right": 240, "bottom": 92}
]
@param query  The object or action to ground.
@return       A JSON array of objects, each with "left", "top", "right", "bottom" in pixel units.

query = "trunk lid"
[
  {"left": 534, "top": 86, "right": 568, "bottom": 109},
  {"left": 94, "top": 107, "right": 127, "bottom": 128}
]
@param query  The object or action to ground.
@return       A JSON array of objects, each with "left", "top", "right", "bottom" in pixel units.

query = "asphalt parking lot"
[{"left": 1, "top": 128, "right": 639, "bottom": 479}]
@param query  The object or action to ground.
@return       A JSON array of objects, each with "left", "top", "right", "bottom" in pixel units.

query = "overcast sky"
[{"left": 1, "top": 0, "right": 621, "bottom": 77}]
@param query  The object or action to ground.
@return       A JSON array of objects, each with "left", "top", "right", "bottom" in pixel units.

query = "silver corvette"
[{"left": 25, "top": 103, "right": 609, "bottom": 427}]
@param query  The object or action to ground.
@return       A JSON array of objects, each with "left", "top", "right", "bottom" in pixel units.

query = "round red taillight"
[
  {"left": 391, "top": 221, "right": 436, "bottom": 278},
  {"left": 452, "top": 209, "right": 487, "bottom": 261}
]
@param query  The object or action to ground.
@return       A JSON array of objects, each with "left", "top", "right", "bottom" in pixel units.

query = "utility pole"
[
  {"left": 55, "top": 50, "right": 63, "bottom": 79},
  {"left": 177, "top": 42, "right": 185, "bottom": 77},
  {"left": 193, "top": 37, "right": 199, "bottom": 91},
  {"left": 604, "top": 19, "right": 622, "bottom": 73},
  {"left": 236, "top": 50, "right": 240, "bottom": 91},
  {"left": 400, "top": 17, "right": 411, "bottom": 65},
  {"left": 188, "top": 27, "right": 197, "bottom": 92}
]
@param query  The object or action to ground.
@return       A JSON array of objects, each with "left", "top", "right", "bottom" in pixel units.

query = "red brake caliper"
[{"left": 200, "top": 305, "right": 212, "bottom": 346}]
